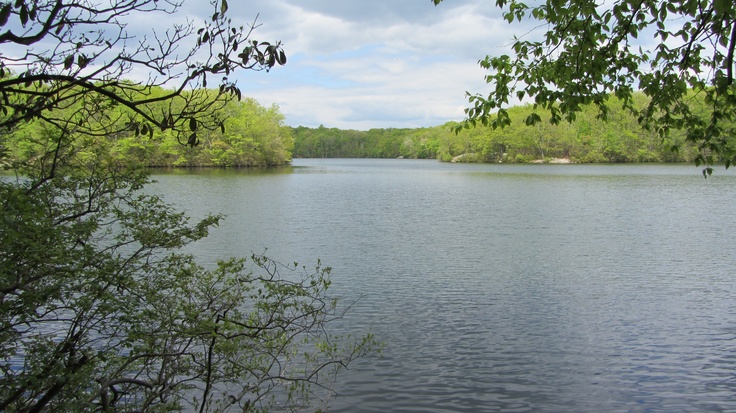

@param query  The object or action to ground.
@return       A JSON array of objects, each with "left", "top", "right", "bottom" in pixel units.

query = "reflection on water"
[{"left": 151, "top": 159, "right": 736, "bottom": 412}]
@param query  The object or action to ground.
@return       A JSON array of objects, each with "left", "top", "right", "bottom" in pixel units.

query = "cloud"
[
  {"left": 216, "top": 0, "right": 523, "bottom": 130},
  {"left": 78, "top": 1, "right": 535, "bottom": 129},
  {"left": 86, "top": 0, "right": 525, "bottom": 130},
  {"left": 239, "top": 50, "right": 490, "bottom": 129}
]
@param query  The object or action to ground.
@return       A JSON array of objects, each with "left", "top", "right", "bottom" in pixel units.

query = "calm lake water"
[{"left": 151, "top": 159, "right": 736, "bottom": 412}]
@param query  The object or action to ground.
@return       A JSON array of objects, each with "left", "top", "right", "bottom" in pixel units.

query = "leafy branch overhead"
[
  {"left": 0, "top": 0, "right": 286, "bottom": 148},
  {"left": 434, "top": 0, "right": 736, "bottom": 173}
]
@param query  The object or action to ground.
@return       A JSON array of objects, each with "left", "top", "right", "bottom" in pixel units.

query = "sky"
[{"left": 189, "top": 0, "right": 526, "bottom": 130}]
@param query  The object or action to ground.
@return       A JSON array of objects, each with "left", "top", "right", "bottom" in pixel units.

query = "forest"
[
  {"left": 2, "top": 86, "right": 294, "bottom": 168},
  {"left": 5, "top": 89, "right": 733, "bottom": 168},
  {"left": 292, "top": 92, "right": 732, "bottom": 163}
]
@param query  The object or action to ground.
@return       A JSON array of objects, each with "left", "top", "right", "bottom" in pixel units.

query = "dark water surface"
[{"left": 151, "top": 159, "right": 736, "bottom": 412}]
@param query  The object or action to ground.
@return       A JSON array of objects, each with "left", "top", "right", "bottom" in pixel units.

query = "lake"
[{"left": 150, "top": 159, "right": 736, "bottom": 412}]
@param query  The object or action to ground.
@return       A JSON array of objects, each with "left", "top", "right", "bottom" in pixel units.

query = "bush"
[{"left": 0, "top": 141, "right": 377, "bottom": 412}]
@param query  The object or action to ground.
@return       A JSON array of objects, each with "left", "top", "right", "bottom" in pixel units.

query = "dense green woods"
[
  {"left": 292, "top": 125, "right": 442, "bottom": 159},
  {"left": 292, "top": 94, "right": 720, "bottom": 163},
  {"left": 3, "top": 89, "right": 294, "bottom": 168},
  {"left": 5, "top": 88, "right": 730, "bottom": 166}
]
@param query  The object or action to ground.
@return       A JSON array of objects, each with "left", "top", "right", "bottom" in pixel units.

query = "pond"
[{"left": 150, "top": 159, "right": 736, "bottom": 412}]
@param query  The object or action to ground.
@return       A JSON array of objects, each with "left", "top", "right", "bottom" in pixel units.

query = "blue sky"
[{"left": 205, "top": 0, "right": 526, "bottom": 130}]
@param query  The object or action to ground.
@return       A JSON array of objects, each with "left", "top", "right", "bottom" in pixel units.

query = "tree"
[
  {"left": 433, "top": 0, "right": 736, "bottom": 174},
  {"left": 0, "top": 0, "right": 286, "bottom": 149},
  {"left": 0, "top": 1, "right": 377, "bottom": 411},
  {"left": 0, "top": 158, "right": 376, "bottom": 412}
]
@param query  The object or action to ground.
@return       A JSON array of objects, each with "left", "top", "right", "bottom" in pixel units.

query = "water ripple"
[{"left": 151, "top": 160, "right": 736, "bottom": 412}]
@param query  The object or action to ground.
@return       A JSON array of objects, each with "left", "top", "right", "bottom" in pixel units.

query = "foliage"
[
  {"left": 204, "top": 98, "right": 294, "bottom": 167},
  {"left": 441, "top": 95, "right": 701, "bottom": 163},
  {"left": 3, "top": 90, "right": 294, "bottom": 168},
  {"left": 433, "top": 0, "right": 736, "bottom": 174},
  {"left": 290, "top": 94, "right": 703, "bottom": 163},
  {"left": 292, "top": 125, "right": 444, "bottom": 159},
  {"left": 0, "top": 0, "right": 286, "bottom": 148},
  {"left": 0, "top": 144, "right": 376, "bottom": 412}
]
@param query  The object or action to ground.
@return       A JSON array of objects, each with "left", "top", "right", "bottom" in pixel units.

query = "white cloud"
[
  {"left": 240, "top": 51, "right": 490, "bottom": 130},
  {"left": 92, "top": 0, "right": 520, "bottom": 130},
  {"left": 217, "top": 0, "right": 517, "bottom": 129}
]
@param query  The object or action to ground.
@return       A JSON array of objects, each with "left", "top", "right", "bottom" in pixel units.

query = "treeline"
[
  {"left": 6, "top": 87, "right": 730, "bottom": 167},
  {"left": 3, "top": 88, "right": 293, "bottom": 168},
  {"left": 292, "top": 126, "right": 441, "bottom": 159},
  {"left": 293, "top": 93, "right": 731, "bottom": 163}
]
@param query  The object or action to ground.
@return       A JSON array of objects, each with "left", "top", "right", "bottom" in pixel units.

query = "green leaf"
[
  {"left": 77, "top": 54, "right": 89, "bottom": 69},
  {"left": 64, "top": 55, "right": 73, "bottom": 70},
  {"left": 713, "top": 0, "right": 730, "bottom": 15},
  {"left": 19, "top": 3, "right": 27, "bottom": 26},
  {"left": 0, "top": 4, "right": 11, "bottom": 27}
]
